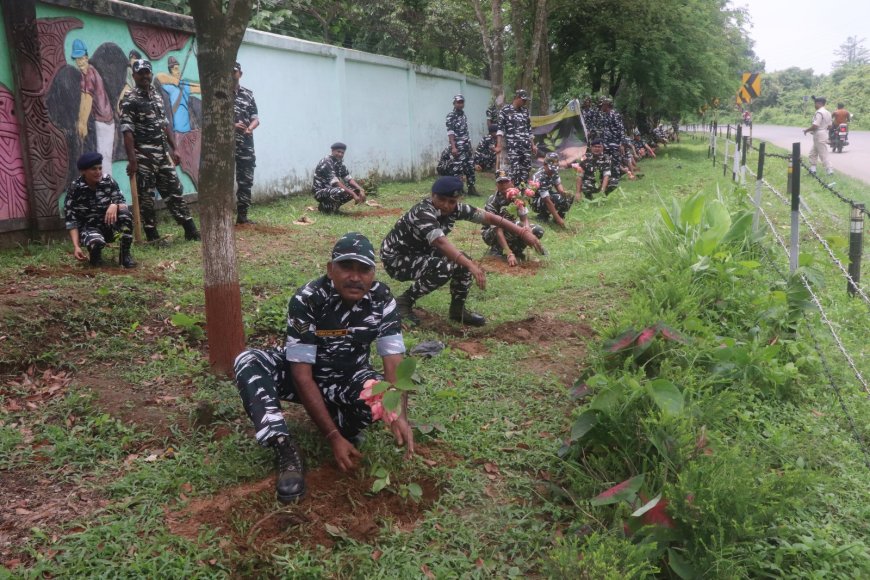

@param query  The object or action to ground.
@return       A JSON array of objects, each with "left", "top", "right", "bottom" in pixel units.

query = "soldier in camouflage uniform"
[
  {"left": 482, "top": 169, "right": 544, "bottom": 265},
  {"left": 65, "top": 152, "right": 136, "bottom": 268},
  {"left": 496, "top": 89, "right": 538, "bottom": 187},
  {"left": 581, "top": 95, "right": 601, "bottom": 140},
  {"left": 234, "top": 232, "right": 414, "bottom": 504},
  {"left": 474, "top": 123, "right": 498, "bottom": 172},
  {"left": 313, "top": 142, "right": 366, "bottom": 214},
  {"left": 436, "top": 146, "right": 453, "bottom": 176},
  {"left": 120, "top": 59, "right": 199, "bottom": 242},
  {"left": 232, "top": 62, "right": 259, "bottom": 224},
  {"left": 530, "top": 152, "right": 573, "bottom": 226},
  {"left": 599, "top": 97, "right": 626, "bottom": 159},
  {"left": 445, "top": 94, "right": 478, "bottom": 195},
  {"left": 576, "top": 139, "right": 616, "bottom": 199},
  {"left": 381, "top": 176, "right": 545, "bottom": 327}
]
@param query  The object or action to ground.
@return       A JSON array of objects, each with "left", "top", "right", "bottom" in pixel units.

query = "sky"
[{"left": 736, "top": 0, "right": 870, "bottom": 74}]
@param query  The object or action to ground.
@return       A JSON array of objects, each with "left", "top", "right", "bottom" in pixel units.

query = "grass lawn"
[{"left": 2, "top": 137, "right": 869, "bottom": 577}]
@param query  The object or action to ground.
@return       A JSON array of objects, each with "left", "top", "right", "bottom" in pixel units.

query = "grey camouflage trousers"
[
  {"left": 314, "top": 187, "right": 355, "bottom": 213},
  {"left": 449, "top": 143, "right": 476, "bottom": 186},
  {"left": 383, "top": 252, "right": 472, "bottom": 302},
  {"left": 135, "top": 157, "right": 193, "bottom": 229},
  {"left": 531, "top": 191, "right": 574, "bottom": 217},
  {"left": 235, "top": 155, "right": 255, "bottom": 211},
  {"left": 482, "top": 220, "right": 544, "bottom": 256},
  {"left": 506, "top": 139, "right": 533, "bottom": 187},
  {"left": 233, "top": 348, "right": 379, "bottom": 445},
  {"left": 79, "top": 209, "right": 134, "bottom": 250}
]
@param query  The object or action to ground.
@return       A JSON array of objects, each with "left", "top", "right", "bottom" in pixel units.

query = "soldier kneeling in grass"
[
  {"left": 234, "top": 232, "right": 414, "bottom": 503},
  {"left": 64, "top": 152, "right": 136, "bottom": 268}
]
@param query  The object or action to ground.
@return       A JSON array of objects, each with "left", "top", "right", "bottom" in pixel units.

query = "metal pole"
[
  {"left": 847, "top": 204, "right": 864, "bottom": 296},
  {"left": 741, "top": 136, "right": 749, "bottom": 185},
  {"left": 789, "top": 143, "right": 800, "bottom": 274},
  {"left": 753, "top": 142, "right": 765, "bottom": 233}
]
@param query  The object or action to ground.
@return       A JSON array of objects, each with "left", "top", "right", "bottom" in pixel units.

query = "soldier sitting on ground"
[
  {"left": 313, "top": 142, "right": 366, "bottom": 214},
  {"left": 234, "top": 232, "right": 414, "bottom": 504},
  {"left": 482, "top": 170, "right": 544, "bottom": 266},
  {"left": 64, "top": 152, "right": 136, "bottom": 268},
  {"left": 575, "top": 139, "right": 617, "bottom": 199},
  {"left": 530, "top": 152, "right": 573, "bottom": 227},
  {"left": 474, "top": 123, "right": 499, "bottom": 172},
  {"left": 381, "top": 176, "right": 545, "bottom": 327}
]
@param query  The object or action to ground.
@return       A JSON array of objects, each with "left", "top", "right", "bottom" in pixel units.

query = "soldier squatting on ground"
[
  {"left": 482, "top": 169, "right": 545, "bottom": 266},
  {"left": 313, "top": 142, "right": 367, "bottom": 213},
  {"left": 233, "top": 232, "right": 414, "bottom": 503},
  {"left": 233, "top": 62, "right": 259, "bottom": 224},
  {"left": 381, "top": 176, "right": 545, "bottom": 328},
  {"left": 64, "top": 152, "right": 136, "bottom": 269},
  {"left": 530, "top": 152, "right": 572, "bottom": 227},
  {"left": 119, "top": 59, "right": 200, "bottom": 242},
  {"left": 474, "top": 123, "right": 499, "bottom": 172},
  {"left": 575, "top": 139, "right": 617, "bottom": 199}
]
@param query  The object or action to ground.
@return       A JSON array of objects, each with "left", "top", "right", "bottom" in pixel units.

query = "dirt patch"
[
  {"left": 442, "top": 315, "right": 596, "bottom": 386},
  {"left": 480, "top": 255, "right": 544, "bottom": 276},
  {"left": 0, "top": 469, "right": 108, "bottom": 570},
  {"left": 20, "top": 263, "right": 167, "bottom": 283},
  {"left": 166, "top": 463, "right": 440, "bottom": 551}
]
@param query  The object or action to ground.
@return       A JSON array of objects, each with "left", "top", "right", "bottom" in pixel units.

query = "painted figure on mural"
[
  {"left": 156, "top": 56, "right": 201, "bottom": 133},
  {"left": 71, "top": 39, "right": 115, "bottom": 176}
]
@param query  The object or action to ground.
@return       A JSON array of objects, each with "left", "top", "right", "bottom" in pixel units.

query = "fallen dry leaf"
[
  {"left": 371, "top": 550, "right": 383, "bottom": 561},
  {"left": 364, "top": 200, "right": 383, "bottom": 207},
  {"left": 421, "top": 564, "right": 435, "bottom": 579}
]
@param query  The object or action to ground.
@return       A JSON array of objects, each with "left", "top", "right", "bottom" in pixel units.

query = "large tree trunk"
[
  {"left": 189, "top": 0, "right": 252, "bottom": 376},
  {"left": 519, "top": 0, "right": 547, "bottom": 93},
  {"left": 472, "top": 0, "right": 504, "bottom": 101},
  {"left": 537, "top": 13, "right": 550, "bottom": 114}
]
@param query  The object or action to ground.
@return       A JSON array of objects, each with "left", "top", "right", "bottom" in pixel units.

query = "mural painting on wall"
[
  {"left": 0, "top": 85, "right": 29, "bottom": 221},
  {"left": 40, "top": 16, "right": 200, "bottom": 201}
]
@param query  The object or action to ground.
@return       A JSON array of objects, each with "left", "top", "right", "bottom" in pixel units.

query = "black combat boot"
[
  {"left": 144, "top": 226, "right": 161, "bottom": 242},
  {"left": 236, "top": 206, "right": 255, "bottom": 225},
  {"left": 182, "top": 219, "right": 200, "bottom": 241},
  {"left": 88, "top": 243, "right": 104, "bottom": 267},
  {"left": 395, "top": 292, "right": 420, "bottom": 326},
  {"left": 119, "top": 238, "right": 137, "bottom": 269},
  {"left": 449, "top": 297, "right": 486, "bottom": 326},
  {"left": 272, "top": 435, "right": 305, "bottom": 503},
  {"left": 467, "top": 184, "right": 480, "bottom": 196}
]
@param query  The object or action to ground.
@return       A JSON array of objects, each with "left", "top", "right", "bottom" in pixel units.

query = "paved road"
[{"left": 743, "top": 123, "right": 869, "bottom": 184}]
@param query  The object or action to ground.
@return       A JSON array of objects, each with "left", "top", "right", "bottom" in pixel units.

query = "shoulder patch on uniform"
[{"left": 291, "top": 319, "right": 309, "bottom": 335}]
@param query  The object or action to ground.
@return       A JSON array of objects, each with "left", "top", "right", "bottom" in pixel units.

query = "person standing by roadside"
[
  {"left": 445, "top": 94, "right": 478, "bottom": 195},
  {"left": 803, "top": 96, "right": 833, "bottom": 176}
]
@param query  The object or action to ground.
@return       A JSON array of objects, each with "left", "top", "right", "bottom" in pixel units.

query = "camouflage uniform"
[
  {"left": 119, "top": 85, "right": 193, "bottom": 236},
  {"left": 234, "top": 276, "right": 405, "bottom": 445},
  {"left": 582, "top": 106, "right": 602, "bottom": 140},
  {"left": 445, "top": 108, "right": 475, "bottom": 187},
  {"left": 380, "top": 197, "right": 485, "bottom": 303},
  {"left": 313, "top": 154, "right": 355, "bottom": 213},
  {"left": 498, "top": 103, "right": 534, "bottom": 186},
  {"left": 64, "top": 174, "right": 133, "bottom": 253},
  {"left": 233, "top": 84, "right": 258, "bottom": 212},
  {"left": 436, "top": 147, "right": 453, "bottom": 176},
  {"left": 474, "top": 134, "right": 497, "bottom": 172},
  {"left": 530, "top": 166, "right": 573, "bottom": 218},
  {"left": 600, "top": 109, "right": 626, "bottom": 157},
  {"left": 577, "top": 152, "right": 616, "bottom": 198},
  {"left": 482, "top": 190, "right": 544, "bottom": 257}
]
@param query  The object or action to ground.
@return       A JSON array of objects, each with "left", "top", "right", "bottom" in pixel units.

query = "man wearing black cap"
[
  {"left": 474, "top": 123, "right": 499, "bottom": 172},
  {"left": 313, "top": 143, "right": 366, "bottom": 213},
  {"left": 64, "top": 152, "right": 136, "bottom": 268},
  {"left": 803, "top": 96, "right": 833, "bottom": 175},
  {"left": 120, "top": 59, "right": 200, "bottom": 242},
  {"left": 530, "top": 152, "right": 571, "bottom": 226},
  {"left": 232, "top": 62, "right": 259, "bottom": 224},
  {"left": 381, "top": 175, "right": 545, "bottom": 326},
  {"left": 495, "top": 89, "right": 537, "bottom": 187},
  {"left": 234, "top": 232, "right": 414, "bottom": 503},
  {"left": 482, "top": 170, "right": 545, "bottom": 265},
  {"left": 575, "top": 139, "right": 615, "bottom": 199},
  {"left": 445, "top": 94, "right": 478, "bottom": 196}
]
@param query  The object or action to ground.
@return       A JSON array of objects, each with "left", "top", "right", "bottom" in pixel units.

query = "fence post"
[
  {"left": 712, "top": 121, "right": 718, "bottom": 166},
  {"left": 732, "top": 125, "right": 742, "bottom": 182},
  {"left": 848, "top": 204, "right": 864, "bottom": 296},
  {"left": 741, "top": 136, "right": 749, "bottom": 185},
  {"left": 752, "top": 142, "right": 765, "bottom": 234},
  {"left": 727, "top": 124, "right": 731, "bottom": 140},
  {"left": 789, "top": 143, "right": 801, "bottom": 274},
  {"left": 723, "top": 139, "right": 729, "bottom": 177}
]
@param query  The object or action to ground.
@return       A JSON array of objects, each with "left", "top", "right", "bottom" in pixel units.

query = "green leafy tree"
[{"left": 833, "top": 36, "right": 869, "bottom": 69}]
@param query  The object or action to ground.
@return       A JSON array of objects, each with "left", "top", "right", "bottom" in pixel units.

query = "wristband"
[{"left": 326, "top": 428, "right": 339, "bottom": 441}]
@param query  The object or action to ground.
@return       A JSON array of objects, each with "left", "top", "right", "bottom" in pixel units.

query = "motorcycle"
[{"left": 829, "top": 123, "right": 849, "bottom": 153}]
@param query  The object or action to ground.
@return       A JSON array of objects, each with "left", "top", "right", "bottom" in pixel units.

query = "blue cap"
[
  {"left": 71, "top": 39, "right": 88, "bottom": 59},
  {"left": 431, "top": 176, "right": 464, "bottom": 197},
  {"left": 77, "top": 152, "right": 103, "bottom": 170},
  {"left": 331, "top": 142, "right": 347, "bottom": 151}
]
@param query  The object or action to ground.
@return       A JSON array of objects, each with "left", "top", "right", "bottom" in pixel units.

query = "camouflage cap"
[
  {"left": 545, "top": 152, "right": 559, "bottom": 166},
  {"left": 453, "top": 94, "right": 465, "bottom": 103},
  {"left": 233, "top": 62, "right": 242, "bottom": 72},
  {"left": 131, "top": 59, "right": 152, "bottom": 74},
  {"left": 331, "top": 232, "right": 376, "bottom": 268},
  {"left": 494, "top": 169, "right": 511, "bottom": 182},
  {"left": 515, "top": 89, "right": 530, "bottom": 100}
]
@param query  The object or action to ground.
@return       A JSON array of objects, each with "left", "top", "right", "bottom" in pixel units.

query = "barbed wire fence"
[{"left": 683, "top": 122, "right": 870, "bottom": 466}]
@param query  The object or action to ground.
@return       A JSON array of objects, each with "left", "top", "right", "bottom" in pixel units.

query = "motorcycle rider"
[{"left": 830, "top": 103, "right": 851, "bottom": 146}]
